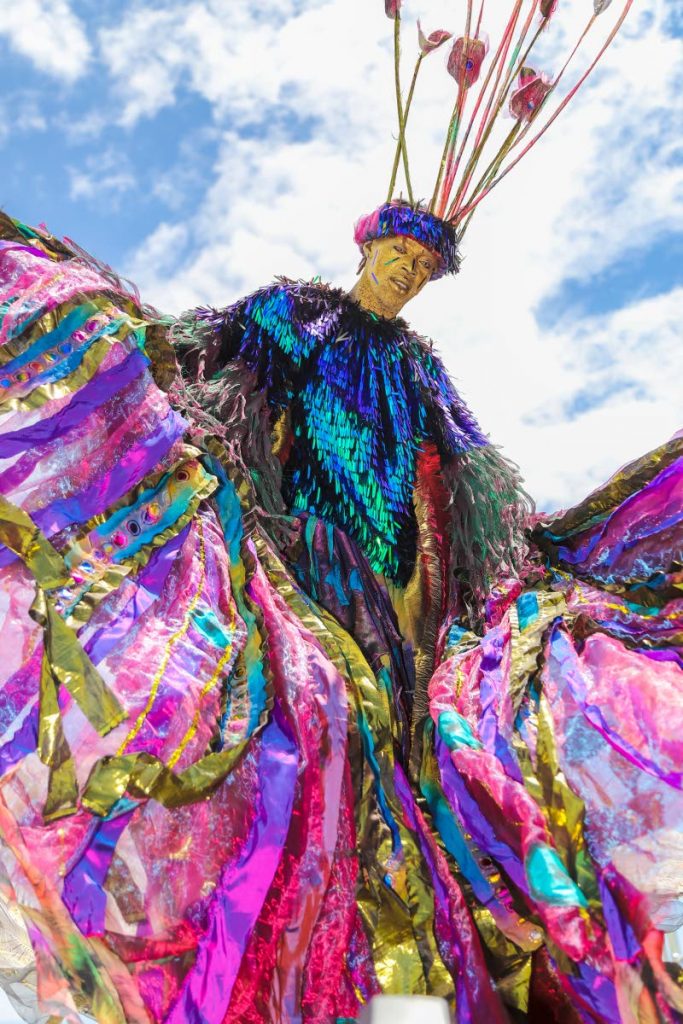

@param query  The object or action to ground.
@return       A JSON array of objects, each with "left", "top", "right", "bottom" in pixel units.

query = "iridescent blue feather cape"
[{"left": 172, "top": 279, "right": 531, "bottom": 625}]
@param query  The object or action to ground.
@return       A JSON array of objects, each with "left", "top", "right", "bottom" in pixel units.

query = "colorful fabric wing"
[{"left": 0, "top": 216, "right": 682, "bottom": 1024}]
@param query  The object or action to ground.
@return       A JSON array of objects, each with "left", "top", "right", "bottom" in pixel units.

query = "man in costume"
[{"left": 0, "top": 2, "right": 681, "bottom": 1022}]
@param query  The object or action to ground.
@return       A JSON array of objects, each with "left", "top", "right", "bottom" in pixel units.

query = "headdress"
[
  {"left": 354, "top": 202, "right": 460, "bottom": 278},
  {"left": 356, "top": 1, "right": 633, "bottom": 276}
]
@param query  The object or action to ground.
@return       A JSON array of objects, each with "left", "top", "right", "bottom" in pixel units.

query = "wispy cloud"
[
  {"left": 68, "top": 149, "right": 136, "bottom": 204},
  {"left": 125, "top": 222, "right": 190, "bottom": 289},
  {"left": 0, "top": 0, "right": 91, "bottom": 82}
]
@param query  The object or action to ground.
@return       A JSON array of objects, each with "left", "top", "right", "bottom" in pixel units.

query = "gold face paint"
[{"left": 350, "top": 235, "right": 438, "bottom": 318}]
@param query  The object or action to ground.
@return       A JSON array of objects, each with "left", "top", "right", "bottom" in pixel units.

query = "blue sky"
[
  {"left": 0, "top": 0, "right": 682, "bottom": 515},
  {"left": 537, "top": 230, "right": 683, "bottom": 328},
  {"left": 1, "top": 50, "right": 217, "bottom": 268}
]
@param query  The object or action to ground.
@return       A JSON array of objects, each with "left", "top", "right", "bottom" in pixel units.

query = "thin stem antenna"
[
  {"left": 387, "top": 14, "right": 414, "bottom": 204},
  {"left": 388, "top": 53, "right": 423, "bottom": 204}
]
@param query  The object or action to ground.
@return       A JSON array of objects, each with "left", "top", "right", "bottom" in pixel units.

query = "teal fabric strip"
[
  {"left": 525, "top": 843, "right": 588, "bottom": 908},
  {"left": 437, "top": 710, "right": 483, "bottom": 752},
  {"left": 93, "top": 468, "right": 204, "bottom": 562},
  {"left": 421, "top": 775, "right": 497, "bottom": 906},
  {"left": 1, "top": 302, "right": 96, "bottom": 374},
  {"left": 210, "top": 458, "right": 268, "bottom": 740}
]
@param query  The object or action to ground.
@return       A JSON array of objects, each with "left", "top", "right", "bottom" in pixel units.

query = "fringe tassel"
[
  {"left": 443, "top": 444, "right": 533, "bottom": 628},
  {"left": 170, "top": 313, "right": 286, "bottom": 531}
]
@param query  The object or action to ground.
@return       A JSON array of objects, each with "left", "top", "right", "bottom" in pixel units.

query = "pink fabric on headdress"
[{"left": 353, "top": 210, "right": 381, "bottom": 247}]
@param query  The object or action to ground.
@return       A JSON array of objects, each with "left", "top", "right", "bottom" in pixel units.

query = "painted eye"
[{"left": 144, "top": 502, "right": 162, "bottom": 524}]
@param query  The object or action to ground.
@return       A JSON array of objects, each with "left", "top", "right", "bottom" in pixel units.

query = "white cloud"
[
  {"left": 69, "top": 169, "right": 136, "bottom": 202},
  {"left": 0, "top": 93, "right": 47, "bottom": 146},
  {"left": 0, "top": 0, "right": 90, "bottom": 82},
  {"left": 68, "top": 148, "right": 136, "bottom": 204},
  {"left": 125, "top": 222, "right": 190, "bottom": 293},
  {"left": 97, "top": 0, "right": 682, "bottom": 509},
  {"left": 99, "top": 1, "right": 337, "bottom": 127},
  {"left": 60, "top": 109, "right": 109, "bottom": 142},
  {"left": 503, "top": 288, "right": 683, "bottom": 509}
]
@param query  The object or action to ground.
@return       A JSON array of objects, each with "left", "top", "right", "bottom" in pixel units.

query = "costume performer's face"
[{"left": 356, "top": 235, "right": 438, "bottom": 318}]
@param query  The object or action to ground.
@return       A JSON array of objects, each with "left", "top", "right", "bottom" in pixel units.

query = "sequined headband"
[{"left": 354, "top": 202, "right": 460, "bottom": 280}]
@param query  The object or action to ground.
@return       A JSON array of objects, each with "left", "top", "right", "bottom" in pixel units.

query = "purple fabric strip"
[
  {"left": 84, "top": 526, "right": 189, "bottom": 666},
  {"left": 0, "top": 648, "right": 40, "bottom": 730},
  {"left": 478, "top": 630, "right": 523, "bottom": 784},
  {"left": 0, "top": 368, "right": 150, "bottom": 498},
  {"left": 0, "top": 348, "right": 148, "bottom": 458},
  {"left": 634, "top": 647, "right": 683, "bottom": 670},
  {"left": 598, "top": 875, "right": 640, "bottom": 962},
  {"left": 0, "top": 411, "right": 185, "bottom": 569},
  {"left": 38, "top": 407, "right": 184, "bottom": 533},
  {"left": 0, "top": 240, "right": 51, "bottom": 262},
  {"left": 62, "top": 805, "right": 135, "bottom": 935},
  {"left": 435, "top": 732, "right": 529, "bottom": 897},
  {"left": 0, "top": 707, "right": 38, "bottom": 776},
  {"left": 167, "top": 704, "right": 299, "bottom": 1024},
  {"left": 0, "top": 648, "right": 42, "bottom": 774},
  {"left": 566, "top": 959, "right": 621, "bottom": 1024},
  {"left": 552, "top": 457, "right": 683, "bottom": 567}
]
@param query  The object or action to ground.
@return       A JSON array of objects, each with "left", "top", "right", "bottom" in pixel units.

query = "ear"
[{"left": 356, "top": 240, "right": 373, "bottom": 276}]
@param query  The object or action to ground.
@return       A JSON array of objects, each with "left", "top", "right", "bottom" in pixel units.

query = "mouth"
[{"left": 389, "top": 276, "right": 411, "bottom": 294}]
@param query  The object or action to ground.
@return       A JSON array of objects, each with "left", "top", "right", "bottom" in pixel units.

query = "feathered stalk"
[
  {"left": 455, "top": 0, "right": 633, "bottom": 228},
  {"left": 485, "top": 0, "right": 540, "bottom": 125},
  {"left": 502, "top": 10, "right": 600, "bottom": 163},
  {"left": 455, "top": 12, "right": 593, "bottom": 222},
  {"left": 475, "top": 0, "right": 485, "bottom": 37},
  {"left": 457, "top": 121, "right": 522, "bottom": 221},
  {"left": 448, "top": 0, "right": 540, "bottom": 221},
  {"left": 431, "top": 0, "right": 474, "bottom": 214},
  {"left": 438, "top": 7, "right": 524, "bottom": 224}
]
